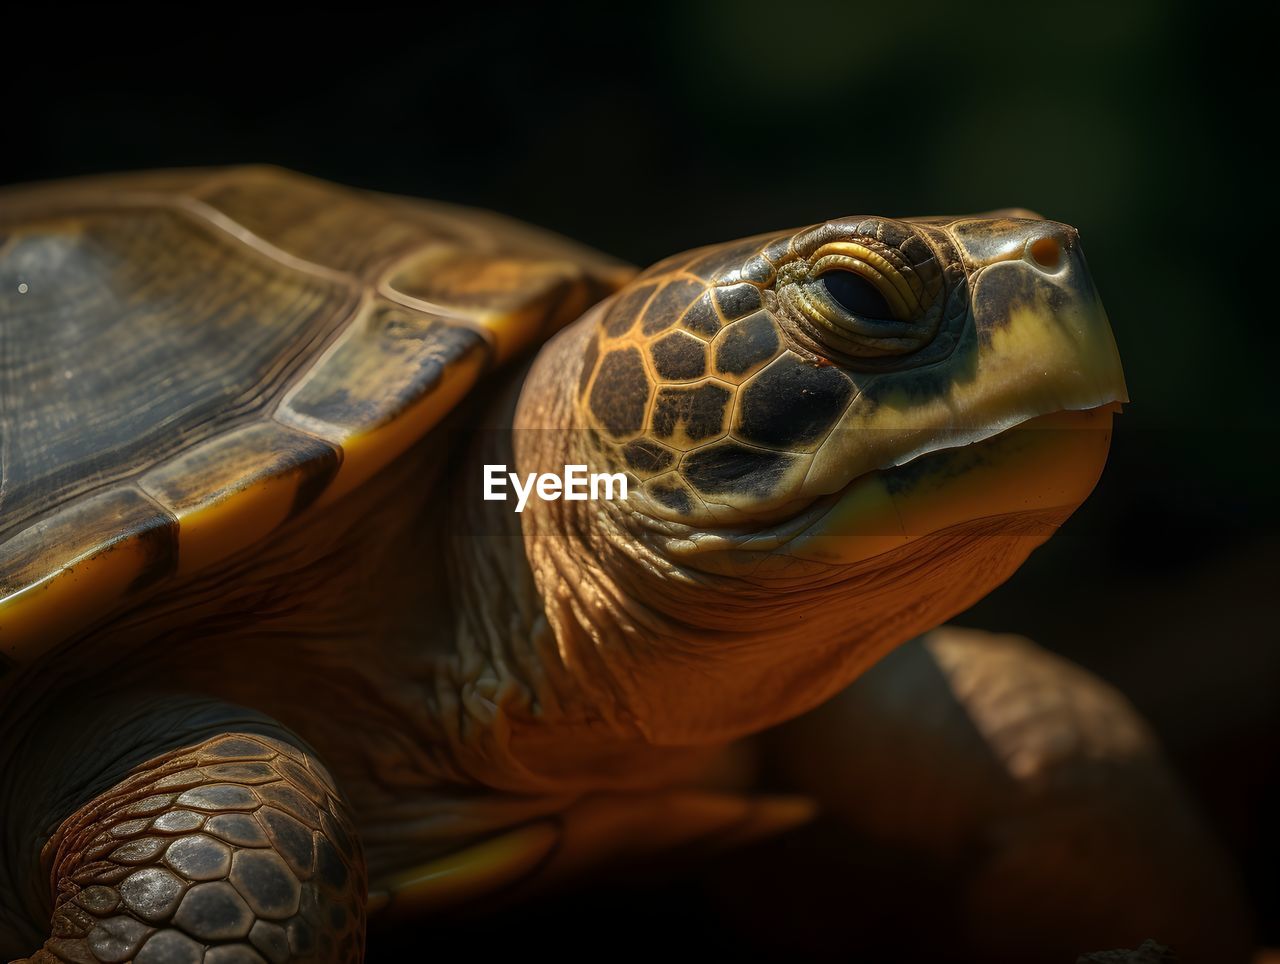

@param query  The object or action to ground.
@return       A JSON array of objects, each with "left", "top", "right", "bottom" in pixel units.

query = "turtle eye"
[
  {"left": 820, "top": 269, "right": 894, "bottom": 319},
  {"left": 773, "top": 237, "right": 946, "bottom": 366}
]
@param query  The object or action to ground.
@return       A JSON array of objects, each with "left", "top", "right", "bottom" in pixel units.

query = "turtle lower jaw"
[
  {"left": 662, "top": 403, "right": 1118, "bottom": 570},
  {"left": 774, "top": 403, "right": 1120, "bottom": 568}
]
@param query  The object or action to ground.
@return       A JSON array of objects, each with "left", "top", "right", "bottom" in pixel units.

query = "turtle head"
[{"left": 514, "top": 213, "right": 1126, "bottom": 744}]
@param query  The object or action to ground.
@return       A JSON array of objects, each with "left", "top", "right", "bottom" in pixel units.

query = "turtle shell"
[{"left": 0, "top": 166, "right": 631, "bottom": 668}]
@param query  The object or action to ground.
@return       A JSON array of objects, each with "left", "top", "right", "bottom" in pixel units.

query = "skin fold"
[{"left": 0, "top": 172, "right": 1250, "bottom": 963}]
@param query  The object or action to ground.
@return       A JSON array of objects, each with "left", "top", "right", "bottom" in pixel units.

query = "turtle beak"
[{"left": 953, "top": 217, "right": 1129, "bottom": 410}]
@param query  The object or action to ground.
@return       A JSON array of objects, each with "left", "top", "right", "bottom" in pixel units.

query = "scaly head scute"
[{"left": 515, "top": 212, "right": 1126, "bottom": 744}]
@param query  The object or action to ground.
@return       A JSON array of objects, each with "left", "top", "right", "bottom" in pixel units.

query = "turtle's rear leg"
[
  {"left": 757, "top": 627, "right": 1251, "bottom": 964},
  {"left": 12, "top": 703, "right": 365, "bottom": 964}
]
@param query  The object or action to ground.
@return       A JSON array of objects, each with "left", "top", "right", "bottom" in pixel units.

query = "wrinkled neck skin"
[
  {"left": 440, "top": 375, "right": 734, "bottom": 795},
  {"left": 492, "top": 320, "right": 1048, "bottom": 769}
]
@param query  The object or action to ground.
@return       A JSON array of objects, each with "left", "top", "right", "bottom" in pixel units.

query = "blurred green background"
[{"left": 5, "top": 0, "right": 1273, "bottom": 951}]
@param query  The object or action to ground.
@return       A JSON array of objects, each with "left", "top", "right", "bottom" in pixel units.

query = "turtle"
[{"left": 0, "top": 167, "right": 1250, "bottom": 964}]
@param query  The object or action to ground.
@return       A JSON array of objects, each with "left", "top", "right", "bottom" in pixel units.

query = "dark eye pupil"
[{"left": 821, "top": 270, "right": 893, "bottom": 318}]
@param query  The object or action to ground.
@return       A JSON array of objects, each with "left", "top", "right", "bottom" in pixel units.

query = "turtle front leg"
[
  {"left": 756, "top": 627, "right": 1252, "bottom": 964},
  {"left": 11, "top": 703, "right": 365, "bottom": 964}
]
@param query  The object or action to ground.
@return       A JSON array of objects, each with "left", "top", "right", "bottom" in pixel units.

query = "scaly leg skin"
[
  {"left": 15, "top": 728, "right": 366, "bottom": 964},
  {"left": 758, "top": 627, "right": 1253, "bottom": 964}
]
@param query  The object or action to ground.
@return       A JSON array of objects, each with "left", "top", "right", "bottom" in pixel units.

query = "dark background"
[{"left": 5, "top": 2, "right": 1273, "bottom": 957}]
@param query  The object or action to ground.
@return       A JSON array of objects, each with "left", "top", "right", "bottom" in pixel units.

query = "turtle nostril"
[{"left": 1029, "top": 236, "right": 1062, "bottom": 270}]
